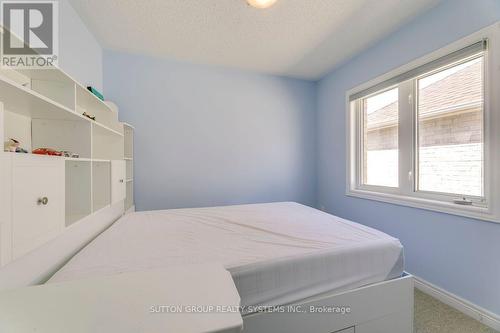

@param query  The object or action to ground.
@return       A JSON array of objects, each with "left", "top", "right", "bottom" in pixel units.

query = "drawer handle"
[
  {"left": 37, "top": 197, "right": 49, "bottom": 206},
  {"left": 119, "top": 179, "right": 124, "bottom": 183}
]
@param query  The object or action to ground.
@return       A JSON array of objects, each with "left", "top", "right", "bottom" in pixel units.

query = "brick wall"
[
  {"left": 419, "top": 143, "right": 482, "bottom": 196},
  {"left": 418, "top": 109, "right": 482, "bottom": 147},
  {"left": 366, "top": 108, "right": 482, "bottom": 150}
]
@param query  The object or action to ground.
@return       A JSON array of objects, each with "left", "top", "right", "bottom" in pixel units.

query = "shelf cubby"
[
  {"left": 65, "top": 160, "right": 92, "bottom": 226},
  {"left": 32, "top": 119, "right": 92, "bottom": 159},
  {"left": 18, "top": 68, "right": 76, "bottom": 110},
  {"left": 0, "top": 67, "right": 30, "bottom": 87},
  {"left": 92, "top": 161, "right": 111, "bottom": 212},
  {"left": 76, "top": 85, "right": 121, "bottom": 133},
  {"left": 3, "top": 110, "right": 32, "bottom": 152},
  {"left": 0, "top": 74, "right": 82, "bottom": 122},
  {"left": 125, "top": 180, "right": 134, "bottom": 211},
  {"left": 126, "top": 159, "right": 133, "bottom": 180},
  {"left": 92, "top": 123, "right": 124, "bottom": 160},
  {"left": 124, "top": 124, "right": 134, "bottom": 159}
]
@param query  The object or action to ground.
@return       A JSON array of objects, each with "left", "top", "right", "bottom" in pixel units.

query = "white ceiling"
[{"left": 69, "top": 0, "right": 440, "bottom": 80}]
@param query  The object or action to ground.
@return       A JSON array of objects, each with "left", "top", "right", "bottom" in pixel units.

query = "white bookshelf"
[{"left": 0, "top": 56, "right": 133, "bottom": 265}]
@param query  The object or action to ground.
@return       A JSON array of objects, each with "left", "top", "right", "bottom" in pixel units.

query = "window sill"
[{"left": 346, "top": 188, "right": 499, "bottom": 224}]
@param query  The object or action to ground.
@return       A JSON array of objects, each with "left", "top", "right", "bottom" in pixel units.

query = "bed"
[{"left": 46, "top": 202, "right": 413, "bottom": 332}]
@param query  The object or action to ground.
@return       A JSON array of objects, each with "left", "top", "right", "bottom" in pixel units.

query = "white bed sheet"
[{"left": 48, "top": 202, "right": 404, "bottom": 311}]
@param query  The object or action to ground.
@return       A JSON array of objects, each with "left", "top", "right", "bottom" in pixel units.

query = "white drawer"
[
  {"left": 11, "top": 154, "right": 64, "bottom": 259},
  {"left": 111, "top": 160, "right": 126, "bottom": 204}
]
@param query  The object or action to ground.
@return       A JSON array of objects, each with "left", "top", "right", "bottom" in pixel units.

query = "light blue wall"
[
  {"left": 59, "top": 0, "right": 103, "bottom": 91},
  {"left": 317, "top": 0, "right": 500, "bottom": 315},
  {"left": 104, "top": 50, "right": 317, "bottom": 211}
]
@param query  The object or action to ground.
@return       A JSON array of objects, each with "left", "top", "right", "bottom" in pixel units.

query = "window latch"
[{"left": 453, "top": 197, "right": 473, "bottom": 206}]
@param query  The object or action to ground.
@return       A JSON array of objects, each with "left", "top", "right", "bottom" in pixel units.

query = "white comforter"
[{"left": 49, "top": 202, "right": 404, "bottom": 310}]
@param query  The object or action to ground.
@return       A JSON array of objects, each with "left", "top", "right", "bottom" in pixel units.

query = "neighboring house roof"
[{"left": 367, "top": 60, "right": 482, "bottom": 130}]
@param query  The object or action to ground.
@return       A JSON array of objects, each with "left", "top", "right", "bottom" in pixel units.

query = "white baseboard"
[{"left": 412, "top": 275, "right": 500, "bottom": 331}]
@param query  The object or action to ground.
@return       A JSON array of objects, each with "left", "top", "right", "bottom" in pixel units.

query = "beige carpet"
[{"left": 414, "top": 289, "right": 498, "bottom": 333}]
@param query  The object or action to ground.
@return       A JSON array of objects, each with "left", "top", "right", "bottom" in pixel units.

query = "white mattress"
[{"left": 48, "top": 202, "right": 404, "bottom": 311}]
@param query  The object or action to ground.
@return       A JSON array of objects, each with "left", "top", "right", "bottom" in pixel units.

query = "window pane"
[
  {"left": 362, "top": 88, "right": 399, "bottom": 187},
  {"left": 417, "top": 56, "right": 484, "bottom": 197}
]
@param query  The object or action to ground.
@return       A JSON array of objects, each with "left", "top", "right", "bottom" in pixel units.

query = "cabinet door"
[
  {"left": 0, "top": 153, "right": 12, "bottom": 266},
  {"left": 111, "top": 160, "right": 126, "bottom": 204},
  {"left": 12, "top": 155, "right": 65, "bottom": 259}
]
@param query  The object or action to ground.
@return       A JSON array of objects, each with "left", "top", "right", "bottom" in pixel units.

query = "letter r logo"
[{"left": 2, "top": 1, "right": 55, "bottom": 55}]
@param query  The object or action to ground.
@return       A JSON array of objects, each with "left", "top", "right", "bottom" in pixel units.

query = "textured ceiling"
[{"left": 69, "top": 0, "right": 440, "bottom": 80}]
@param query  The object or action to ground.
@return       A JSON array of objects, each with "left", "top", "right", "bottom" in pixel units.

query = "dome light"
[{"left": 247, "top": 0, "right": 278, "bottom": 9}]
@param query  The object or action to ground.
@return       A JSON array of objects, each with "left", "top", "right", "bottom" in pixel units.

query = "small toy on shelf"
[
  {"left": 61, "top": 151, "right": 80, "bottom": 158},
  {"left": 5, "top": 138, "right": 19, "bottom": 152},
  {"left": 4, "top": 138, "right": 27, "bottom": 153},
  {"left": 82, "top": 112, "right": 96, "bottom": 121},
  {"left": 15, "top": 147, "right": 28, "bottom": 153}
]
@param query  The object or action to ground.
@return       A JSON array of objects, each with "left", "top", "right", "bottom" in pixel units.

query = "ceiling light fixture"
[{"left": 247, "top": 0, "right": 278, "bottom": 9}]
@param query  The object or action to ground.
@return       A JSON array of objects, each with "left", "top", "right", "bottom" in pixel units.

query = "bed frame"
[
  {"left": 0, "top": 202, "right": 123, "bottom": 291},
  {"left": 0, "top": 202, "right": 413, "bottom": 333},
  {"left": 242, "top": 273, "right": 414, "bottom": 333}
]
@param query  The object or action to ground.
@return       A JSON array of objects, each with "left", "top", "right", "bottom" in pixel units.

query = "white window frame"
[{"left": 346, "top": 22, "right": 500, "bottom": 223}]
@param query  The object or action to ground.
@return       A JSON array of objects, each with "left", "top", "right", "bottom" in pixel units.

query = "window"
[
  {"left": 362, "top": 88, "right": 399, "bottom": 187},
  {"left": 347, "top": 26, "right": 500, "bottom": 223},
  {"left": 416, "top": 57, "right": 484, "bottom": 198}
]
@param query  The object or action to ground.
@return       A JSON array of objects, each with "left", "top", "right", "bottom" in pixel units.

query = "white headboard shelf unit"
[{"left": 0, "top": 58, "right": 133, "bottom": 283}]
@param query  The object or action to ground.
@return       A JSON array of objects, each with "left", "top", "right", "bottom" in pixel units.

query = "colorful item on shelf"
[
  {"left": 32, "top": 148, "right": 63, "bottom": 156},
  {"left": 82, "top": 112, "right": 96, "bottom": 121},
  {"left": 87, "top": 86, "right": 104, "bottom": 101}
]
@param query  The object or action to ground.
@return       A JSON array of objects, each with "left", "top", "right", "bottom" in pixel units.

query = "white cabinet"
[
  {"left": 0, "top": 153, "right": 12, "bottom": 266},
  {"left": 111, "top": 160, "right": 126, "bottom": 204},
  {"left": 11, "top": 155, "right": 65, "bottom": 259}
]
